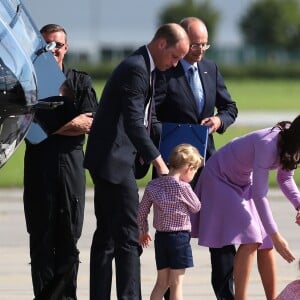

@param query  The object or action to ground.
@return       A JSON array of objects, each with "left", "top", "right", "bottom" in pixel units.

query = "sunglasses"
[
  {"left": 54, "top": 42, "right": 65, "bottom": 49},
  {"left": 46, "top": 41, "right": 65, "bottom": 49}
]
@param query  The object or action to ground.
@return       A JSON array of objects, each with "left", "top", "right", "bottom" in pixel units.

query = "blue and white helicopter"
[{"left": 0, "top": 0, "right": 67, "bottom": 168}]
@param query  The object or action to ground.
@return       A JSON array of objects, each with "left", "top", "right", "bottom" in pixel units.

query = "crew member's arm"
[{"left": 54, "top": 112, "right": 94, "bottom": 136}]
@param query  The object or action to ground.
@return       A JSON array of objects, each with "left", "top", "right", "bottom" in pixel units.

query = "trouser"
[
  {"left": 210, "top": 245, "right": 236, "bottom": 300},
  {"left": 90, "top": 172, "right": 142, "bottom": 300},
  {"left": 23, "top": 146, "right": 85, "bottom": 299},
  {"left": 32, "top": 258, "right": 79, "bottom": 300},
  {"left": 28, "top": 210, "right": 80, "bottom": 300}
]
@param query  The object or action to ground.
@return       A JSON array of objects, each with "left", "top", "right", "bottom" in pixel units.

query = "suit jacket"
[
  {"left": 155, "top": 58, "right": 238, "bottom": 159},
  {"left": 84, "top": 46, "right": 160, "bottom": 184}
]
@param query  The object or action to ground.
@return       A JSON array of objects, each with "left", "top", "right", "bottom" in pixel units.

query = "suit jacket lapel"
[{"left": 136, "top": 45, "right": 152, "bottom": 104}]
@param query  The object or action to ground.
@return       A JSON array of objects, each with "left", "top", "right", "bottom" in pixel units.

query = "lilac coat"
[{"left": 191, "top": 127, "right": 300, "bottom": 248}]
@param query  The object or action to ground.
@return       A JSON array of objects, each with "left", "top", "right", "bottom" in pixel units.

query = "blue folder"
[{"left": 159, "top": 123, "right": 209, "bottom": 163}]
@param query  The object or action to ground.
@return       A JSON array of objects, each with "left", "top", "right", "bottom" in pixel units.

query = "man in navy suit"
[
  {"left": 84, "top": 23, "right": 189, "bottom": 300},
  {"left": 155, "top": 17, "right": 238, "bottom": 299}
]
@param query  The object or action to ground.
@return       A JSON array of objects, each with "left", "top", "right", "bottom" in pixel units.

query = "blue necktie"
[{"left": 188, "top": 66, "right": 204, "bottom": 113}]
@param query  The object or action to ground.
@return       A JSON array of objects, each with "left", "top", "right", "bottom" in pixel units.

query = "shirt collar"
[
  {"left": 146, "top": 46, "right": 155, "bottom": 72},
  {"left": 181, "top": 59, "right": 198, "bottom": 74}
]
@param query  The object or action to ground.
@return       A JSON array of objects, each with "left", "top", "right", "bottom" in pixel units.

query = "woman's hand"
[
  {"left": 271, "top": 232, "right": 295, "bottom": 263},
  {"left": 295, "top": 208, "right": 300, "bottom": 225}
]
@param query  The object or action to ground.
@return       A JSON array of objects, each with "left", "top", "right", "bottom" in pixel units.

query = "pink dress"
[
  {"left": 191, "top": 127, "right": 300, "bottom": 248},
  {"left": 276, "top": 279, "right": 300, "bottom": 299}
]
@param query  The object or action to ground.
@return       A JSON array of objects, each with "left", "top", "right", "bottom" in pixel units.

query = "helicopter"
[{"left": 0, "top": 0, "right": 66, "bottom": 168}]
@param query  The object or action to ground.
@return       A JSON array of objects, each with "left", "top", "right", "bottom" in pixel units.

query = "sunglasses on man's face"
[
  {"left": 54, "top": 42, "right": 65, "bottom": 49},
  {"left": 46, "top": 41, "right": 65, "bottom": 49}
]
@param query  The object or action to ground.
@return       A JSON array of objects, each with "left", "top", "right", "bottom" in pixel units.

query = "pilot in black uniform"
[{"left": 23, "top": 23, "right": 98, "bottom": 300}]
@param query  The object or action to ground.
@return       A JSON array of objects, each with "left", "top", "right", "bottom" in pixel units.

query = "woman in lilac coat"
[{"left": 192, "top": 115, "right": 300, "bottom": 300}]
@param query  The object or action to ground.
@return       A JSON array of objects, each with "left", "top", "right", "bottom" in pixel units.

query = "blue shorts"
[{"left": 154, "top": 231, "right": 194, "bottom": 270}]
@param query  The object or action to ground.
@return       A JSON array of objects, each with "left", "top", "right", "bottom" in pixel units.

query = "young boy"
[{"left": 137, "top": 143, "right": 203, "bottom": 300}]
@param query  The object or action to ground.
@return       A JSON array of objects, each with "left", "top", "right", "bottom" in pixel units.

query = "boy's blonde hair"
[{"left": 168, "top": 143, "right": 204, "bottom": 170}]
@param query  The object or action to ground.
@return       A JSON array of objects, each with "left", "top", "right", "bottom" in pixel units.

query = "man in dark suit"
[
  {"left": 84, "top": 23, "right": 189, "bottom": 300},
  {"left": 155, "top": 17, "right": 238, "bottom": 300}
]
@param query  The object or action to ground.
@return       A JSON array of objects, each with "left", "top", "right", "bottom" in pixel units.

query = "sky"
[{"left": 22, "top": 0, "right": 253, "bottom": 55}]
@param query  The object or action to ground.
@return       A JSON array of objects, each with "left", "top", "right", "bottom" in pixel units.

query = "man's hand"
[
  {"left": 201, "top": 116, "right": 221, "bottom": 134},
  {"left": 54, "top": 112, "right": 94, "bottom": 136},
  {"left": 152, "top": 155, "right": 169, "bottom": 177},
  {"left": 71, "top": 113, "right": 94, "bottom": 134}
]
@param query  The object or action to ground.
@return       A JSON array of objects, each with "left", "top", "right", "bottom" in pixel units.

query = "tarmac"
[
  {"left": 0, "top": 188, "right": 300, "bottom": 300},
  {"left": 1, "top": 111, "right": 299, "bottom": 299}
]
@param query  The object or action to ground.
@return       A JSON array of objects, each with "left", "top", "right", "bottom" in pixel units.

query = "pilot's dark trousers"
[
  {"left": 90, "top": 172, "right": 142, "bottom": 300},
  {"left": 28, "top": 214, "right": 80, "bottom": 300},
  {"left": 23, "top": 142, "right": 85, "bottom": 300}
]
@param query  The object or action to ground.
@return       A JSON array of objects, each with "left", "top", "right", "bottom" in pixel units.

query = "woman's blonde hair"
[{"left": 168, "top": 143, "right": 204, "bottom": 170}]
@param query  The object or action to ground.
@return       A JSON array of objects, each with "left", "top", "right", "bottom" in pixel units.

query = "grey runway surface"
[
  {"left": 0, "top": 188, "right": 299, "bottom": 299},
  {"left": 234, "top": 111, "right": 298, "bottom": 127}
]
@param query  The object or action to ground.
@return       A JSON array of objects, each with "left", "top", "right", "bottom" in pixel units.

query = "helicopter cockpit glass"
[
  {"left": 0, "top": 0, "right": 65, "bottom": 168},
  {"left": 0, "top": 11, "right": 37, "bottom": 167}
]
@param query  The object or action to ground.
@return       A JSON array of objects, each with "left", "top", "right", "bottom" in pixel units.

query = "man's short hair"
[{"left": 40, "top": 24, "right": 67, "bottom": 40}]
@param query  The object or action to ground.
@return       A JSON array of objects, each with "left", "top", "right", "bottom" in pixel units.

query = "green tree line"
[{"left": 75, "top": 0, "right": 300, "bottom": 80}]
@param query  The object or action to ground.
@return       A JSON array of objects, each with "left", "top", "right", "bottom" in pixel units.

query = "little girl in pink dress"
[{"left": 276, "top": 279, "right": 300, "bottom": 299}]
